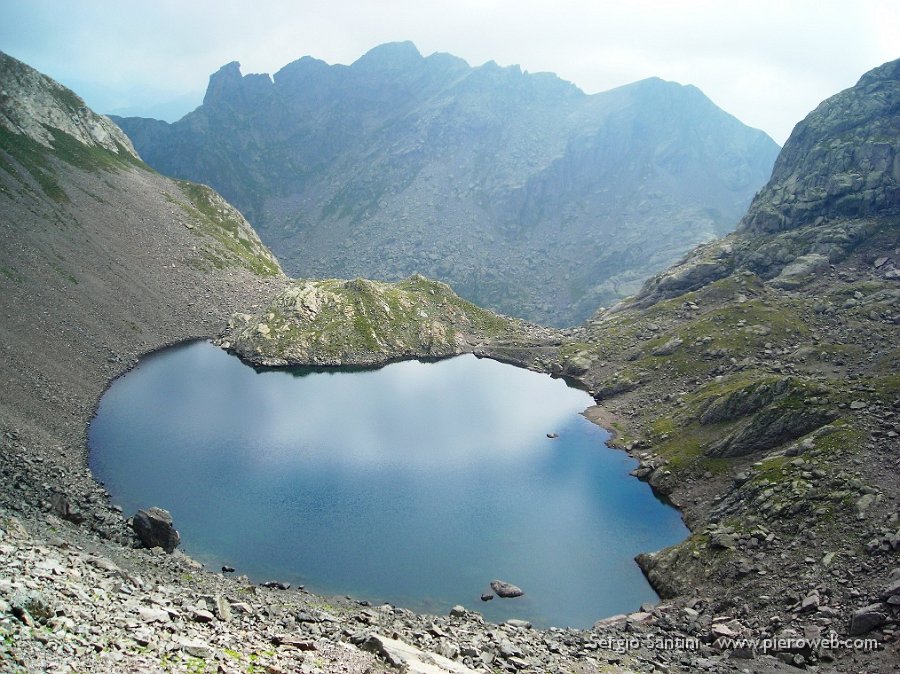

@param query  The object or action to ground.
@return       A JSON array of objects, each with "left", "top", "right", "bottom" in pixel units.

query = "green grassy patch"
[{"left": 171, "top": 180, "right": 281, "bottom": 277}]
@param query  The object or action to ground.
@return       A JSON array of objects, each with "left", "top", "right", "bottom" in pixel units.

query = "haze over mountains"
[{"left": 113, "top": 41, "right": 780, "bottom": 326}]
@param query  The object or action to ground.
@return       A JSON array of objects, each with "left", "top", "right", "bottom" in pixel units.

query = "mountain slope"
[
  {"left": 0, "top": 48, "right": 285, "bottom": 522},
  {"left": 112, "top": 42, "right": 779, "bottom": 326}
]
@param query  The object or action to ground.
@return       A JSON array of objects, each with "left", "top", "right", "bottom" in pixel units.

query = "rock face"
[
  {"left": 218, "top": 274, "right": 538, "bottom": 367},
  {"left": 624, "top": 57, "right": 900, "bottom": 309},
  {"left": 112, "top": 42, "right": 778, "bottom": 326},
  {"left": 740, "top": 59, "right": 900, "bottom": 235},
  {"left": 132, "top": 508, "right": 181, "bottom": 553},
  {"left": 0, "top": 51, "right": 138, "bottom": 157}
]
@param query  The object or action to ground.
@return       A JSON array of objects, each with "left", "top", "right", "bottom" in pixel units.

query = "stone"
[
  {"left": 132, "top": 507, "right": 180, "bottom": 553},
  {"left": 711, "top": 533, "right": 736, "bottom": 550},
  {"left": 799, "top": 590, "right": 820, "bottom": 613},
  {"left": 130, "top": 627, "right": 152, "bottom": 647},
  {"left": 362, "top": 633, "right": 479, "bottom": 673},
  {"left": 272, "top": 635, "right": 317, "bottom": 650},
  {"left": 480, "top": 593, "right": 494, "bottom": 602},
  {"left": 449, "top": 605, "right": 467, "bottom": 618},
  {"left": 506, "top": 619, "right": 532, "bottom": 629},
  {"left": 230, "top": 601, "right": 253, "bottom": 614},
  {"left": 261, "top": 580, "right": 291, "bottom": 590},
  {"left": 490, "top": 580, "right": 524, "bottom": 598},
  {"left": 653, "top": 337, "right": 684, "bottom": 356},
  {"left": 178, "top": 637, "right": 214, "bottom": 659},
  {"left": 849, "top": 604, "right": 886, "bottom": 635},
  {"left": 49, "top": 492, "right": 85, "bottom": 524},
  {"left": 192, "top": 608, "right": 215, "bottom": 623},
  {"left": 215, "top": 595, "right": 232, "bottom": 622},
  {"left": 879, "top": 578, "right": 900, "bottom": 601},
  {"left": 138, "top": 606, "right": 170, "bottom": 623},
  {"left": 11, "top": 589, "right": 52, "bottom": 625}
]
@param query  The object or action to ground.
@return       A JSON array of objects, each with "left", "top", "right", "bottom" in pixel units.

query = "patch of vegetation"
[
  {"left": 0, "top": 265, "right": 24, "bottom": 283},
  {"left": 0, "top": 126, "right": 67, "bottom": 201},
  {"left": 0, "top": 123, "right": 146, "bottom": 203},
  {"left": 44, "top": 127, "right": 145, "bottom": 173},
  {"left": 172, "top": 180, "right": 281, "bottom": 278}
]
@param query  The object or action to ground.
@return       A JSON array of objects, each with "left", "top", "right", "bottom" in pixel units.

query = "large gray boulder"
[{"left": 132, "top": 507, "right": 181, "bottom": 553}]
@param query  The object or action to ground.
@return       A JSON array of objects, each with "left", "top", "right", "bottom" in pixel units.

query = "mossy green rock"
[{"left": 220, "top": 274, "right": 519, "bottom": 366}]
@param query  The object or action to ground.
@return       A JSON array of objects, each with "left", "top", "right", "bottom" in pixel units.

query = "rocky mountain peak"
[
  {"left": 0, "top": 51, "right": 138, "bottom": 158},
  {"left": 202, "top": 61, "right": 275, "bottom": 108},
  {"left": 352, "top": 41, "right": 424, "bottom": 71},
  {"left": 739, "top": 57, "right": 900, "bottom": 235}
]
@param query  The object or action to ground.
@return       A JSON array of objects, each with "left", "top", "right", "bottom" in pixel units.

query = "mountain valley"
[{"left": 0, "top": 48, "right": 898, "bottom": 674}]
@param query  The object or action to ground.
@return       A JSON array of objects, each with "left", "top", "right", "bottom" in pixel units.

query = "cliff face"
[
  {"left": 740, "top": 59, "right": 900, "bottom": 235},
  {"left": 626, "top": 58, "right": 900, "bottom": 308},
  {"left": 112, "top": 42, "right": 779, "bottom": 326}
]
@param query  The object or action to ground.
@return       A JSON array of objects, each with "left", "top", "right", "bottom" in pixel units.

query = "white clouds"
[{"left": 1, "top": 0, "right": 896, "bottom": 142}]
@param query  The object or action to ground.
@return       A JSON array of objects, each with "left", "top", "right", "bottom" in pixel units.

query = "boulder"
[
  {"left": 769, "top": 254, "right": 830, "bottom": 289},
  {"left": 362, "top": 633, "right": 479, "bottom": 674},
  {"left": 849, "top": 604, "right": 886, "bottom": 635},
  {"left": 652, "top": 336, "right": 684, "bottom": 356},
  {"left": 490, "top": 580, "right": 524, "bottom": 598},
  {"left": 49, "top": 492, "right": 85, "bottom": 524},
  {"left": 132, "top": 507, "right": 180, "bottom": 553}
]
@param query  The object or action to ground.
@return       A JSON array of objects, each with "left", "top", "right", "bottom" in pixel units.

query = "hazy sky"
[{"left": 1, "top": 0, "right": 897, "bottom": 144}]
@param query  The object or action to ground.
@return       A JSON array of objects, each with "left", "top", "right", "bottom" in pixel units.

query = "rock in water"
[
  {"left": 490, "top": 580, "right": 524, "bottom": 598},
  {"left": 132, "top": 507, "right": 180, "bottom": 553}
]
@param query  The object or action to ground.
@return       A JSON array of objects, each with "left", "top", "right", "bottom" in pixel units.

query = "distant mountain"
[{"left": 113, "top": 41, "right": 779, "bottom": 326}]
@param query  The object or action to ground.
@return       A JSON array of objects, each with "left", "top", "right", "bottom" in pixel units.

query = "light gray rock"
[
  {"left": 215, "top": 595, "right": 233, "bottom": 622},
  {"left": 138, "top": 606, "right": 170, "bottom": 623},
  {"left": 653, "top": 336, "right": 684, "bottom": 356},
  {"left": 769, "top": 254, "right": 830, "bottom": 289},
  {"left": 362, "top": 633, "right": 480, "bottom": 673}
]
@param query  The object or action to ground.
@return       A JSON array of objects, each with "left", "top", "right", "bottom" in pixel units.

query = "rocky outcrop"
[
  {"left": 706, "top": 405, "right": 838, "bottom": 458},
  {"left": 740, "top": 59, "right": 900, "bottom": 235},
  {"left": 219, "top": 275, "right": 535, "bottom": 367},
  {"left": 697, "top": 377, "right": 799, "bottom": 425},
  {"left": 623, "top": 58, "right": 900, "bottom": 308},
  {"left": 489, "top": 580, "right": 524, "bottom": 599}
]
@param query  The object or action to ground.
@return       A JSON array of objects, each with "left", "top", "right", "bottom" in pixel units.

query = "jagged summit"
[
  {"left": 740, "top": 56, "right": 900, "bottom": 235},
  {"left": 114, "top": 42, "right": 779, "bottom": 326}
]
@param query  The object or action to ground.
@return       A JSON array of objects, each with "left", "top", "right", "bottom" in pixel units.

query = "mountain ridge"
[{"left": 112, "top": 42, "right": 779, "bottom": 326}]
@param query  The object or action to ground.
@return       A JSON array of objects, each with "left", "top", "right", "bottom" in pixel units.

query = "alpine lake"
[{"left": 89, "top": 340, "right": 687, "bottom": 629}]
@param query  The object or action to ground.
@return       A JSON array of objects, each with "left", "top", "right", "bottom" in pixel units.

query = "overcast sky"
[{"left": 1, "top": 0, "right": 897, "bottom": 144}]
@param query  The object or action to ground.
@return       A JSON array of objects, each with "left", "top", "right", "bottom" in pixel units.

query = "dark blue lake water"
[{"left": 89, "top": 340, "right": 686, "bottom": 628}]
